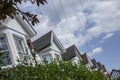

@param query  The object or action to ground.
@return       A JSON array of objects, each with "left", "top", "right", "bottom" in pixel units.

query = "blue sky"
[
  {"left": 20, "top": 0, "right": 120, "bottom": 72},
  {"left": 79, "top": 31, "right": 120, "bottom": 72}
]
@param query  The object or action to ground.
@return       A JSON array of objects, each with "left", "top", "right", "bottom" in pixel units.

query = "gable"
[
  {"left": 32, "top": 31, "right": 66, "bottom": 53},
  {"left": 3, "top": 18, "right": 27, "bottom": 35},
  {"left": 15, "top": 15, "right": 36, "bottom": 38},
  {"left": 51, "top": 32, "right": 66, "bottom": 53},
  {"left": 1, "top": 15, "right": 36, "bottom": 39}
]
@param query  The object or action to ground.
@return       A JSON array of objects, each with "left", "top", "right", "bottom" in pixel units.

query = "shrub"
[{"left": 0, "top": 61, "right": 107, "bottom": 80}]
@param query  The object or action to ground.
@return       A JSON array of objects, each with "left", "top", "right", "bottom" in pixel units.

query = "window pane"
[
  {"left": 0, "top": 45, "right": 2, "bottom": 49},
  {"left": 18, "top": 40, "right": 24, "bottom": 53},
  {"left": 0, "top": 37, "right": 6, "bottom": 43},
  {"left": 0, "top": 51, "right": 12, "bottom": 66},
  {"left": 14, "top": 37, "right": 25, "bottom": 60},
  {"left": 14, "top": 37, "right": 24, "bottom": 53},
  {"left": 18, "top": 52, "right": 24, "bottom": 60},
  {"left": 42, "top": 54, "right": 52, "bottom": 62},
  {"left": 1, "top": 44, "right": 8, "bottom": 50},
  {"left": 55, "top": 54, "right": 60, "bottom": 61},
  {"left": 0, "top": 36, "right": 12, "bottom": 66}
]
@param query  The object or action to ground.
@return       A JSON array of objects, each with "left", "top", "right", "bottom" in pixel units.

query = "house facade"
[
  {"left": 32, "top": 31, "right": 66, "bottom": 63},
  {"left": 91, "top": 59, "right": 100, "bottom": 70},
  {"left": 81, "top": 53, "right": 94, "bottom": 69},
  {"left": 0, "top": 15, "right": 109, "bottom": 77},
  {"left": 0, "top": 15, "right": 36, "bottom": 67}
]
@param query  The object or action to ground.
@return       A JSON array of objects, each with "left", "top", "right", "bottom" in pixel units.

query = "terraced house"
[
  {"left": 0, "top": 15, "right": 36, "bottom": 67},
  {"left": 0, "top": 15, "right": 108, "bottom": 77},
  {"left": 32, "top": 31, "right": 66, "bottom": 63}
]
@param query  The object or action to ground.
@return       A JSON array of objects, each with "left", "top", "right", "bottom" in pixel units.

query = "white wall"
[
  {"left": 2, "top": 18, "right": 27, "bottom": 36},
  {"left": 50, "top": 41, "right": 61, "bottom": 53},
  {"left": 0, "top": 16, "right": 37, "bottom": 67},
  {"left": 87, "top": 55, "right": 93, "bottom": 67},
  {"left": 37, "top": 41, "right": 62, "bottom": 62}
]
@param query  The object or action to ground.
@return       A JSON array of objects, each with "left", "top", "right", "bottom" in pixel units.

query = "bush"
[{"left": 0, "top": 61, "right": 107, "bottom": 80}]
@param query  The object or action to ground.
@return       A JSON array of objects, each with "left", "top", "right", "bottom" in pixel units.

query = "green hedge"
[{"left": 0, "top": 61, "right": 107, "bottom": 80}]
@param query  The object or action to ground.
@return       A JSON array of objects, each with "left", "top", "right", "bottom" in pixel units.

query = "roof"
[
  {"left": 91, "top": 59, "right": 107, "bottom": 72},
  {"left": 91, "top": 59, "right": 97, "bottom": 65},
  {"left": 91, "top": 59, "right": 98, "bottom": 69},
  {"left": 110, "top": 69, "right": 120, "bottom": 79},
  {"left": 32, "top": 31, "right": 66, "bottom": 53},
  {"left": 15, "top": 14, "right": 37, "bottom": 38},
  {"left": 81, "top": 53, "right": 89, "bottom": 64},
  {"left": 97, "top": 62, "right": 106, "bottom": 71},
  {"left": 61, "top": 45, "right": 82, "bottom": 61},
  {"left": 102, "top": 65, "right": 107, "bottom": 72},
  {"left": 32, "top": 31, "right": 52, "bottom": 50},
  {"left": 61, "top": 45, "right": 76, "bottom": 61}
]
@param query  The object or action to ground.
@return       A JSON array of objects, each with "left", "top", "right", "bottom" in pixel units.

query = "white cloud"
[
  {"left": 99, "top": 33, "right": 114, "bottom": 43},
  {"left": 88, "top": 47, "right": 103, "bottom": 57},
  {"left": 20, "top": 0, "right": 120, "bottom": 49},
  {"left": 103, "top": 33, "right": 114, "bottom": 40}
]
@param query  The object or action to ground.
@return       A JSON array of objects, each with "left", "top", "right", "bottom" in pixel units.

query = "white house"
[
  {"left": 32, "top": 31, "right": 66, "bottom": 63},
  {"left": 81, "top": 53, "right": 94, "bottom": 69},
  {"left": 61, "top": 45, "right": 83, "bottom": 64},
  {"left": 0, "top": 15, "right": 36, "bottom": 67},
  {"left": 97, "top": 62, "right": 108, "bottom": 75},
  {"left": 91, "top": 59, "right": 100, "bottom": 70}
]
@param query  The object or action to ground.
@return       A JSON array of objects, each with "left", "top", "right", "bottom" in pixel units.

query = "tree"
[{"left": 0, "top": 0, "right": 47, "bottom": 26}]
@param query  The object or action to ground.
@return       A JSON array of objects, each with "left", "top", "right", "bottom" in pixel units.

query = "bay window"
[
  {"left": 42, "top": 54, "right": 52, "bottom": 62},
  {"left": 0, "top": 36, "right": 12, "bottom": 66},
  {"left": 14, "top": 36, "right": 25, "bottom": 60}
]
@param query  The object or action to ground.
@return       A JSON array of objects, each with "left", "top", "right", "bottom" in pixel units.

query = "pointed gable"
[
  {"left": 102, "top": 65, "right": 107, "bottom": 72},
  {"left": 32, "top": 31, "right": 66, "bottom": 53},
  {"left": 15, "top": 15, "right": 37, "bottom": 38},
  {"left": 1, "top": 14, "right": 36, "bottom": 39},
  {"left": 91, "top": 59, "right": 98, "bottom": 69}
]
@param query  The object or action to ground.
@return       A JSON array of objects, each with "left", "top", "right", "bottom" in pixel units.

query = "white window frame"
[
  {"left": 14, "top": 36, "right": 26, "bottom": 60},
  {"left": 42, "top": 54, "right": 52, "bottom": 63},
  {"left": 0, "top": 35, "right": 12, "bottom": 66},
  {"left": 55, "top": 53, "right": 60, "bottom": 61}
]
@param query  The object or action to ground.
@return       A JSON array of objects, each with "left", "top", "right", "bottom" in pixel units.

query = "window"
[
  {"left": 55, "top": 54, "right": 60, "bottom": 61},
  {"left": 0, "top": 37, "right": 12, "bottom": 66},
  {"left": 42, "top": 54, "right": 52, "bottom": 63},
  {"left": 14, "top": 37, "right": 25, "bottom": 60}
]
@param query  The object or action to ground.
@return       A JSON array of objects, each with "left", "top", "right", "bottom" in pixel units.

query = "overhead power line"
[{"left": 50, "top": 0, "right": 68, "bottom": 46}]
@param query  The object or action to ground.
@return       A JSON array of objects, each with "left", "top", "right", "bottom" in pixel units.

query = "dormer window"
[{"left": 0, "top": 36, "right": 12, "bottom": 66}]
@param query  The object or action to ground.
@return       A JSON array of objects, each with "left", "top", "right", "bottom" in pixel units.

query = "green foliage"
[
  {"left": 0, "top": 60, "right": 107, "bottom": 80},
  {"left": 0, "top": 49, "right": 4, "bottom": 66},
  {"left": 0, "top": 0, "right": 47, "bottom": 25}
]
